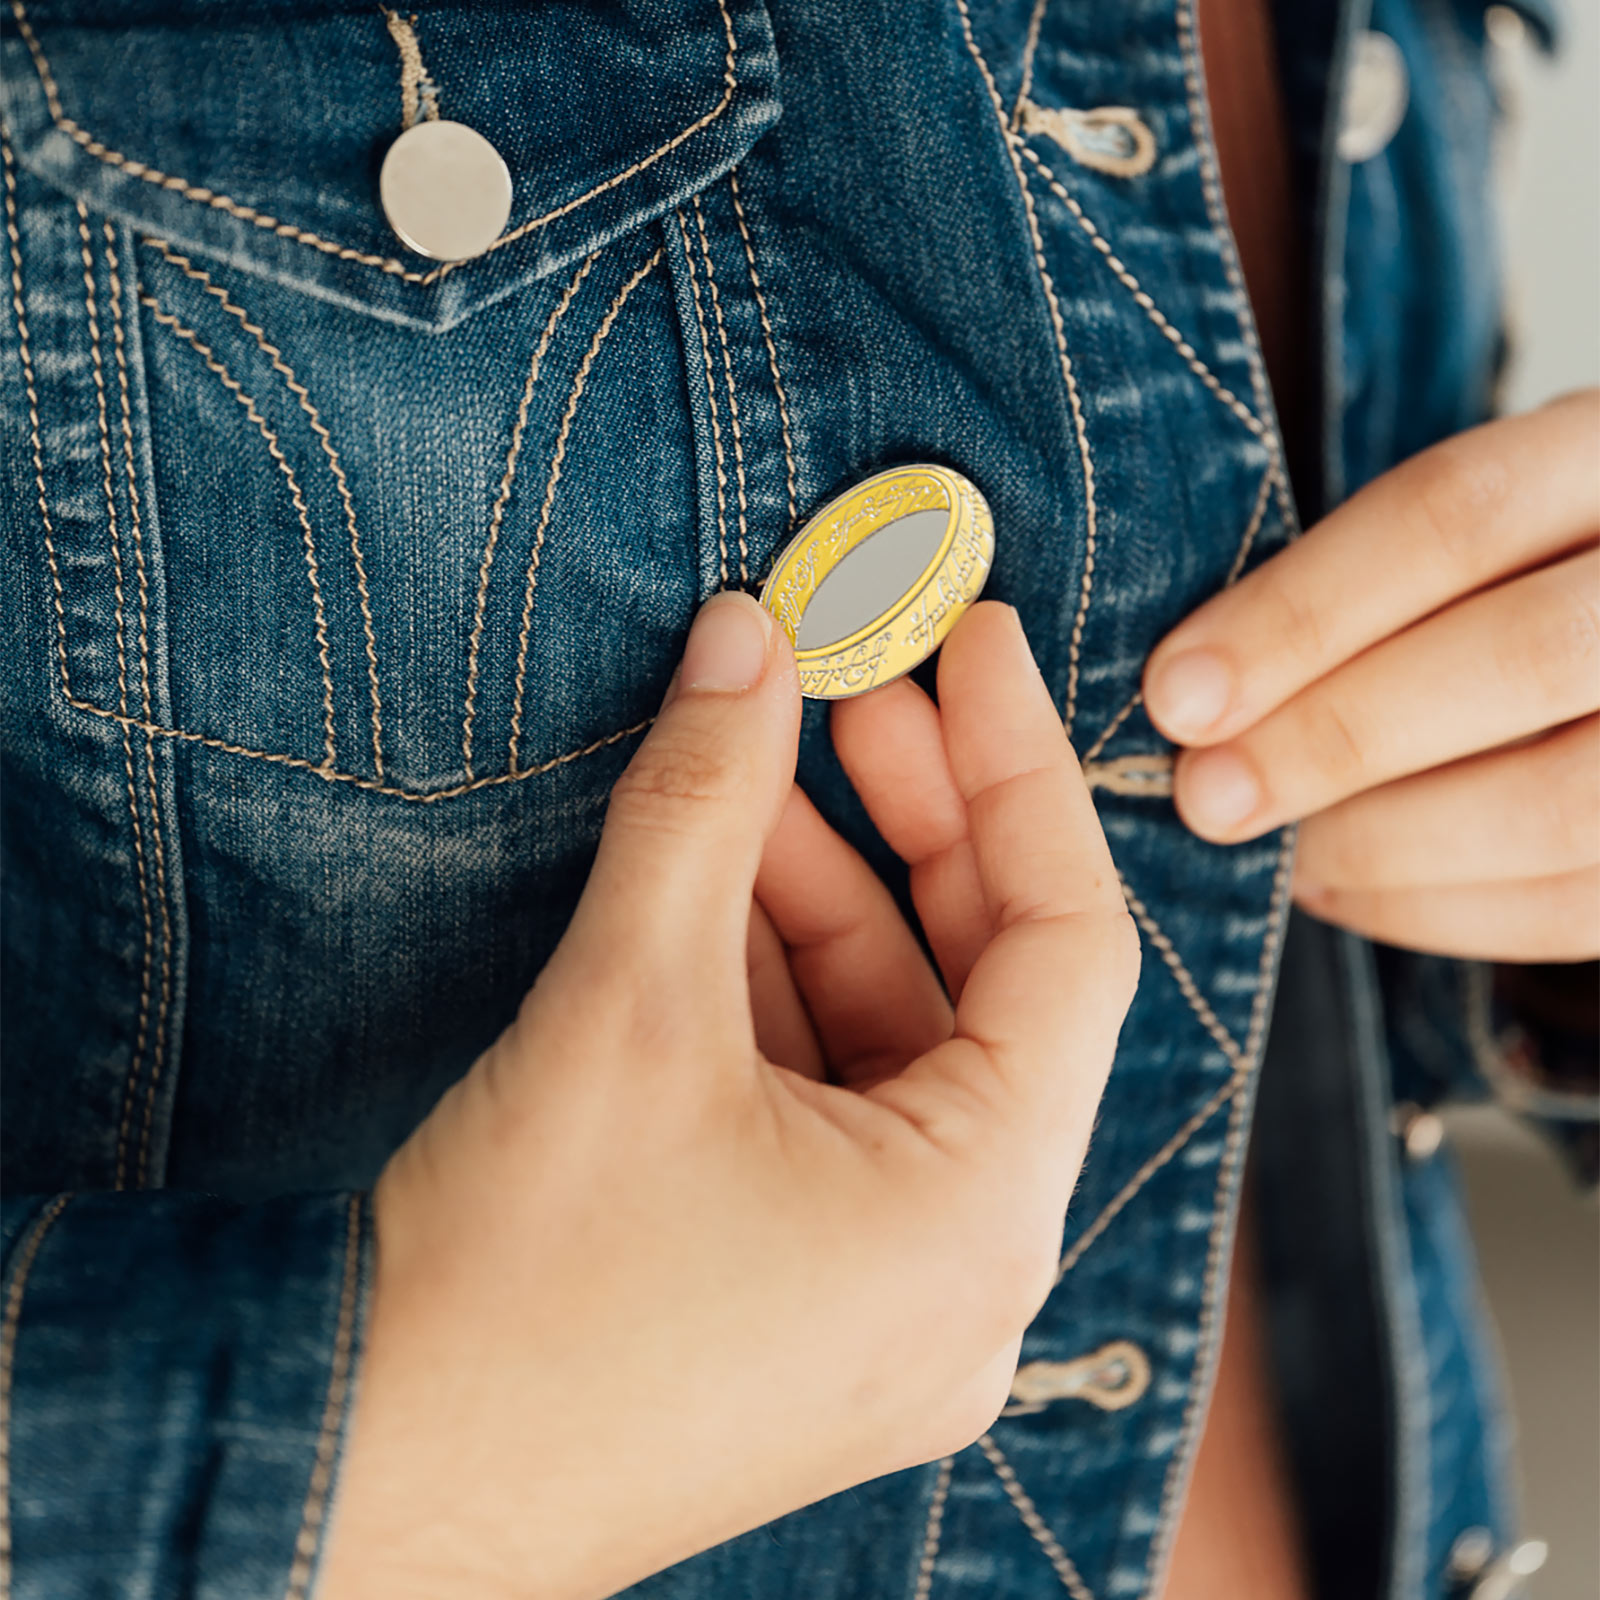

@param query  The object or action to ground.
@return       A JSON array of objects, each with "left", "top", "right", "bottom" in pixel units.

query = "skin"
[
  {"left": 320, "top": 599, "right": 1141, "bottom": 1600},
  {"left": 322, "top": 392, "right": 1596, "bottom": 1598},
  {"left": 1145, "top": 389, "right": 1600, "bottom": 962}
]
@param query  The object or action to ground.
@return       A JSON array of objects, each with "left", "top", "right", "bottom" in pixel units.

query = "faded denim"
[{"left": 0, "top": 0, "right": 1557, "bottom": 1596}]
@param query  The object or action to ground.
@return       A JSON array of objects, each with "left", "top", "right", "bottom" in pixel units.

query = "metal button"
[
  {"left": 1466, "top": 1540, "right": 1549, "bottom": 1600},
  {"left": 379, "top": 119, "right": 513, "bottom": 262},
  {"left": 1338, "top": 30, "right": 1410, "bottom": 164},
  {"left": 1390, "top": 1101, "right": 1445, "bottom": 1162}
]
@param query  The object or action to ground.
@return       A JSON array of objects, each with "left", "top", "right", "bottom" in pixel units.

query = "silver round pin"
[{"left": 379, "top": 119, "right": 513, "bottom": 262}]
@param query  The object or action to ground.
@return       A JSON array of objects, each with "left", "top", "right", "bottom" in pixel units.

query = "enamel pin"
[{"left": 758, "top": 464, "right": 994, "bottom": 700}]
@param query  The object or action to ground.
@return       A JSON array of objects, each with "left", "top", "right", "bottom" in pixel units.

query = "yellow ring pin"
[{"left": 758, "top": 465, "right": 995, "bottom": 700}]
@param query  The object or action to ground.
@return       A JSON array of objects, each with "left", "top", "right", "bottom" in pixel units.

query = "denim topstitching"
[
  {"left": 7, "top": 0, "right": 744, "bottom": 291},
  {"left": 462, "top": 250, "right": 600, "bottom": 778}
]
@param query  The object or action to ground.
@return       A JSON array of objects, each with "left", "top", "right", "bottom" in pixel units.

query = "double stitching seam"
[
  {"left": 507, "top": 247, "right": 664, "bottom": 770},
  {"left": 2, "top": 133, "right": 71, "bottom": 702},
  {"left": 977, "top": 1434, "right": 1096, "bottom": 1600},
  {"left": 911, "top": 1456, "right": 954, "bottom": 1600},
  {"left": 462, "top": 251, "right": 597, "bottom": 777},
  {"left": 675, "top": 207, "right": 731, "bottom": 587},
  {"left": 0, "top": 1193, "right": 72, "bottom": 1596},
  {"left": 692, "top": 195, "right": 748, "bottom": 584},
  {"left": 36, "top": 703, "right": 648, "bottom": 802},
  {"left": 1078, "top": 459, "right": 1275, "bottom": 766},
  {"left": 4, "top": 133, "right": 646, "bottom": 802},
  {"left": 1012, "top": 0, "right": 1052, "bottom": 128},
  {"left": 1018, "top": 144, "right": 1266, "bottom": 442},
  {"left": 1144, "top": 831, "right": 1295, "bottom": 1596},
  {"left": 137, "top": 288, "right": 340, "bottom": 770},
  {"left": 283, "top": 1193, "right": 363, "bottom": 1600},
  {"left": 728, "top": 170, "right": 797, "bottom": 531},
  {"left": 8, "top": 0, "right": 742, "bottom": 291},
  {"left": 142, "top": 238, "right": 388, "bottom": 777},
  {"left": 77, "top": 205, "right": 155, "bottom": 1191},
  {"left": 105, "top": 232, "right": 176, "bottom": 1190},
  {"left": 952, "top": 0, "right": 1100, "bottom": 743}
]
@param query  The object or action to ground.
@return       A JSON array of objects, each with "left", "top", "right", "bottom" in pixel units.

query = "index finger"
[{"left": 1143, "top": 390, "right": 1600, "bottom": 747}]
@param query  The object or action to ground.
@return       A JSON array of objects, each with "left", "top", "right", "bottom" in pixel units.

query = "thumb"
[{"left": 567, "top": 590, "right": 801, "bottom": 983}]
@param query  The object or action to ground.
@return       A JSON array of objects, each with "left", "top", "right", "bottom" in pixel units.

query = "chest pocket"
[{"left": 1, "top": 0, "right": 779, "bottom": 794}]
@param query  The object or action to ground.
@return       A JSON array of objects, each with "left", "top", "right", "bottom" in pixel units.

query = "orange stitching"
[
  {"left": 0, "top": 1193, "right": 71, "bottom": 1594},
  {"left": 10, "top": 137, "right": 644, "bottom": 803},
  {"left": 1012, "top": 0, "right": 1052, "bottom": 128},
  {"left": 105, "top": 235, "right": 177, "bottom": 1191},
  {"left": 1078, "top": 458, "right": 1275, "bottom": 764},
  {"left": 142, "top": 239, "right": 388, "bottom": 778},
  {"left": 1224, "top": 459, "right": 1276, "bottom": 586},
  {"left": 728, "top": 171, "right": 797, "bottom": 530},
  {"left": 137, "top": 288, "right": 340, "bottom": 769},
  {"left": 2, "top": 134, "right": 71, "bottom": 703},
  {"left": 1120, "top": 876, "right": 1242, "bottom": 1066},
  {"left": 283, "top": 1193, "right": 363, "bottom": 1600},
  {"left": 953, "top": 0, "right": 1100, "bottom": 742},
  {"left": 675, "top": 207, "right": 730, "bottom": 587},
  {"left": 1056, "top": 1072, "right": 1242, "bottom": 1280},
  {"left": 78, "top": 207, "right": 155, "bottom": 1191},
  {"left": 1143, "top": 840, "right": 1295, "bottom": 1598},
  {"left": 1080, "top": 691, "right": 1140, "bottom": 765},
  {"left": 1055, "top": 834, "right": 1294, "bottom": 1294},
  {"left": 1240, "top": 829, "right": 1295, "bottom": 1078},
  {"left": 977, "top": 1434, "right": 1096, "bottom": 1600},
  {"left": 507, "top": 248, "right": 663, "bottom": 769},
  {"left": 912, "top": 1456, "right": 954, "bottom": 1600},
  {"left": 1019, "top": 101, "right": 1158, "bottom": 181},
  {"left": 1018, "top": 144, "right": 1265, "bottom": 441},
  {"left": 1173, "top": 0, "right": 1296, "bottom": 532},
  {"left": 55, "top": 692, "right": 648, "bottom": 802},
  {"left": 462, "top": 251, "right": 597, "bottom": 776},
  {"left": 9, "top": 0, "right": 741, "bottom": 289},
  {"left": 692, "top": 195, "right": 748, "bottom": 583},
  {"left": 1081, "top": 752, "right": 1172, "bottom": 796},
  {"left": 381, "top": 9, "right": 441, "bottom": 131}
]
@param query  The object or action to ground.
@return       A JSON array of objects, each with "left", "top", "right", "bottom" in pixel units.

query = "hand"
[
  {"left": 1143, "top": 389, "right": 1599, "bottom": 962},
  {"left": 320, "top": 597, "right": 1139, "bottom": 1600}
]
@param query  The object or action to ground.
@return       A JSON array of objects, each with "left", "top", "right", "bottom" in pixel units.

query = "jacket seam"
[
  {"left": 728, "top": 170, "right": 798, "bottom": 531},
  {"left": 283, "top": 1193, "right": 364, "bottom": 1600},
  {"left": 142, "top": 237, "right": 389, "bottom": 779},
  {"left": 0, "top": 1193, "right": 73, "bottom": 1599},
  {"left": 7, "top": 0, "right": 742, "bottom": 291},
  {"left": 951, "top": 0, "right": 1101, "bottom": 743},
  {"left": 506, "top": 247, "right": 665, "bottom": 771},
  {"left": 692, "top": 194, "right": 750, "bottom": 584}
]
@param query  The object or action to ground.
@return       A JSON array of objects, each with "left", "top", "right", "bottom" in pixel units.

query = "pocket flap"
[{"left": 1, "top": 0, "right": 779, "bottom": 331}]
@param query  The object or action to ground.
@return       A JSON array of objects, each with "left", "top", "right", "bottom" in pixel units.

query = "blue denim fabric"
[{"left": 0, "top": 0, "right": 1554, "bottom": 1596}]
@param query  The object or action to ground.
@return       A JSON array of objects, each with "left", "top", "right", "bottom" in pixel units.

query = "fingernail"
[
  {"left": 1146, "top": 648, "right": 1233, "bottom": 741},
  {"left": 680, "top": 591, "right": 773, "bottom": 693},
  {"left": 1178, "top": 748, "right": 1261, "bottom": 835}
]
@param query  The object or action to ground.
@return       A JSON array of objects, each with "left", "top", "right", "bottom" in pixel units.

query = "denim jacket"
[{"left": 0, "top": 1, "right": 1568, "bottom": 1596}]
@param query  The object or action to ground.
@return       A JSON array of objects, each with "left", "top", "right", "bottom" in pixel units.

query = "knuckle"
[
  {"left": 608, "top": 734, "right": 739, "bottom": 827},
  {"left": 1539, "top": 727, "right": 1600, "bottom": 865},
  {"left": 1259, "top": 566, "right": 1331, "bottom": 673},
  {"left": 1512, "top": 568, "right": 1600, "bottom": 707},
  {"left": 1297, "top": 692, "right": 1371, "bottom": 793},
  {"left": 1406, "top": 435, "right": 1514, "bottom": 577}
]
